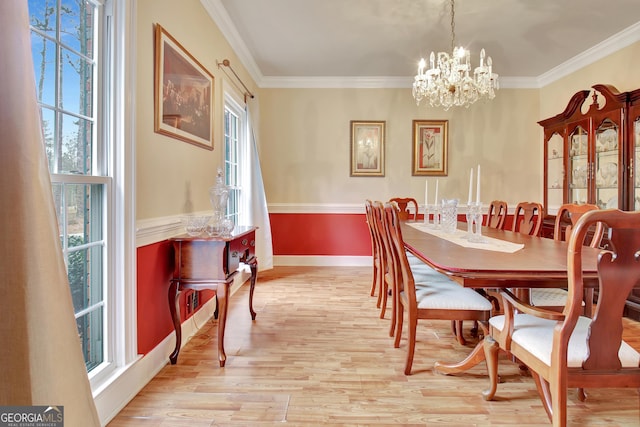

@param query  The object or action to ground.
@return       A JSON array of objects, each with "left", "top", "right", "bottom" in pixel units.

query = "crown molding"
[
  {"left": 538, "top": 21, "right": 640, "bottom": 88},
  {"left": 202, "top": 1, "right": 640, "bottom": 90},
  {"left": 199, "top": 0, "right": 264, "bottom": 84}
]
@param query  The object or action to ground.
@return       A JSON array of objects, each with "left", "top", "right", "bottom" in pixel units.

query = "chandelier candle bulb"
[
  {"left": 468, "top": 168, "right": 473, "bottom": 205},
  {"left": 418, "top": 58, "right": 425, "bottom": 76},
  {"left": 435, "top": 179, "right": 439, "bottom": 205},
  {"left": 476, "top": 165, "right": 481, "bottom": 204},
  {"left": 424, "top": 179, "right": 428, "bottom": 207}
]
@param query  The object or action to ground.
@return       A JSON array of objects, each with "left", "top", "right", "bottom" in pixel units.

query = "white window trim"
[{"left": 90, "top": 1, "right": 139, "bottom": 423}]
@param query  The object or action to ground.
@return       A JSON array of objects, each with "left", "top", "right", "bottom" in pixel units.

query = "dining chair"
[
  {"left": 385, "top": 199, "right": 470, "bottom": 342},
  {"left": 511, "top": 201, "right": 544, "bottom": 236},
  {"left": 383, "top": 202, "right": 493, "bottom": 375},
  {"left": 486, "top": 200, "right": 508, "bottom": 229},
  {"left": 371, "top": 201, "right": 441, "bottom": 333},
  {"left": 530, "top": 203, "right": 604, "bottom": 313},
  {"left": 365, "top": 200, "right": 383, "bottom": 301},
  {"left": 504, "top": 201, "right": 545, "bottom": 309},
  {"left": 389, "top": 197, "right": 419, "bottom": 221},
  {"left": 482, "top": 209, "right": 640, "bottom": 426}
]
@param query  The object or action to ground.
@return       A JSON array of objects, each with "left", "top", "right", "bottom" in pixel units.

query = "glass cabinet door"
[
  {"left": 546, "top": 133, "right": 564, "bottom": 210},
  {"left": 594, "top": 118, "right": 620, "bottom": 209},
  {"left": 568, "top": 126, "right": 588, "bottom": 205},
  {"left": 634, "top": 117, "right": 640, "bottom": 210}
]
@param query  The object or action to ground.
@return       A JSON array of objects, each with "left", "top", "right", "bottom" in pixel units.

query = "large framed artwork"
[
  {"left": 412, "top": 119, "right": 448, "bottom": 176},
  {"left": 154, "top": 24, "right": 214, "bottom": 150},
  {"left": 350, "top": 120, "right": 385, "bottom": 177}
]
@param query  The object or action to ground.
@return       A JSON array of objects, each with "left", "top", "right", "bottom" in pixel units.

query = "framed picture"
[
  {"left": 350, "top": 120, "right": 385, "bottom": 177},
  {"left": 154, "top": 24, "right": 214, "bottom": 150},
  {"left": 412, "top": 120, "right": 448, "bottom": 176}
]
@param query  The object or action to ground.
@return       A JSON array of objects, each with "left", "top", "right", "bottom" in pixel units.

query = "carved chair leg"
[
  {"left": 451, "top": 320, "right": 467, "bottom": 345},
  {"left": 577, "top": 388, "right": 587, "bottom": 402},
  {"left": 404, "top": 316, "right": 418, "bottom": 375},
  {"left": 531, "top": 371, "right": 553, "bottom": 422},
  {"left": 380, "top": 280, "right": 388, "bottom": 319},
  {"left": 394, "top": 302, "right": 404, "bottom": 348},
  {"left": 389, "top": 287, "right": 396, "bottom": 337},
  {"left": 370, "top": 263, "right": 378, "bottom": 296},
  {"left": 470, "top": 320, "right": 479, "bottom": 338},
  {"left": 482, "top": 336, "right": 500, "bottom": 401}
]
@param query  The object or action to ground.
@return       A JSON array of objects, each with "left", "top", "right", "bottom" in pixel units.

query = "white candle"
[
  {"left": 467, "top": 168, "right": 473, "bottom": 205},
  {"left": 476, "top": 164, "right": 481, "bottom": 204},
  {"left": 434, "top": 179, "right": 439, "bottom": 205},
  {"left": 424, "top": 179, "right": 428, "bottom": 207}
]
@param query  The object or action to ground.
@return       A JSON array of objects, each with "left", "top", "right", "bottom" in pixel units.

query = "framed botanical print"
[
  {"left": 350, "top": 120, "right": 385, "bottom": 177},
  {"left": 412, "top": 120, "right": 448, "bottom": 176}
]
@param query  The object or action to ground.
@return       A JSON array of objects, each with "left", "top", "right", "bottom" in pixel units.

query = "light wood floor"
[{"left": 108, "top": 266, "right": 640, "bottom": 427}]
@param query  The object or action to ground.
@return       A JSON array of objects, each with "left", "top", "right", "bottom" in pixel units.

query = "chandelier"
[{"left": 412, "top": 0, "right": 499, "bottom": 109}]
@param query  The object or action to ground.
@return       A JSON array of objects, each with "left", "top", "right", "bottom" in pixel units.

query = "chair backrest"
[
  {"left": 554, "top": 203, "right": 603, "bottom": 248},
  {"left": 383, "top": 203, "right": 414, "bottom": 307},
  {"left": 371, "top": 201, "right": 392, "bottom": 276},
  {"left": 389, "top": 197, "right": 419, "bottom": 221},
  {"left": 365, "top": 200, "right": 381, "bottom": 260},
  {"left": 511, "top": 202, "right": 543, "bottom": 236},
  {"left": 564, "top": 209, "right": 640, "bottom": 372},
  {"left": 486, "top": 200, "right": 507, "bottom": 229},
  {"left": 365, "top": 199, "right": 376, "bottom": 247}
]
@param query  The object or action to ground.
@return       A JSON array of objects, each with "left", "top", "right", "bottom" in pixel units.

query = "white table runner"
[{"left": 407, "top": 222, "right": 525, "bottom": 253}]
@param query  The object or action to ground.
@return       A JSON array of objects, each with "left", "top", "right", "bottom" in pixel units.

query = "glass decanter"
[{"left": 207, "top": 168, "right": 234, "bottom": 236}]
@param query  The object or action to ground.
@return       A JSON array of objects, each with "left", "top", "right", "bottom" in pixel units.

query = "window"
[
  {"left": 29, "top": 0, "right": 110, "bottom": 374},
  {"left": 224, "top": 95, "right": 246, "bottom": 225}
]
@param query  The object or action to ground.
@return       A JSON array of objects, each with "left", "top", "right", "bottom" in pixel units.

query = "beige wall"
[
  {"left": 259, "top": 87, "right": 541, "bottom": 207},
  {"left": 135, "top": 0, "right": 640, "bottom": 220},
  {"left": 136, "top": 0, "right": 256, "bottom": 220},
  {"left": 540, "top": 43, "right": 640, "bottom": 119}
]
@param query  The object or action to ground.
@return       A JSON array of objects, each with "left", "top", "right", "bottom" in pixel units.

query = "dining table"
[{"left": 400, "top": 221, "right": 601, "bottom": 375}]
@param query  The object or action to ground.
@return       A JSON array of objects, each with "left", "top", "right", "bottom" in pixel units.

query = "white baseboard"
[{"left": 274, "top": 255, "right": 371, "bottom": 267}]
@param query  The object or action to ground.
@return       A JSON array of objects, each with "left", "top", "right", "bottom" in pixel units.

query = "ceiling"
[{"left": 206, "top": 0, "right": 640, "bottom": 88}]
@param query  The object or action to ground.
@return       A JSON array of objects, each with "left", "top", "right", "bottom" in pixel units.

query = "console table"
[{"left": 168, "top": 226, "right": 258, "bottom": 366}]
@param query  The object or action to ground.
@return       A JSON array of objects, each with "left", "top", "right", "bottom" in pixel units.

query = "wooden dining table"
[{"left": 400, "top": 221, "right": 601, "bottom": 375}]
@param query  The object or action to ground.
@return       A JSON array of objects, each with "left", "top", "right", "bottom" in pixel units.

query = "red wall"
[
  {"left": 269, "top": 213, "right": 371, "bottom": 256},
  {"left": 136, "top": 242, "right": 174, "bottom": 354},
  {"left": 136, "top": 241, "right": 213, "bottom": 354}
]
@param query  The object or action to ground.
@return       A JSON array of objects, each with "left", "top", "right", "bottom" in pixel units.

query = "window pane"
[
  {"left": 68, "top": 244, "right": 103, "bottom": 312},
  {"left": 60, "top": 112, "right": 92, "bottom": 174},
  {"left": 29, "top": 0, "right": 58, "bottom": 38},
  {"left": 40, "top": 107, "right": 57, "bottom": 171},
  {"left": 60, "top": 47, "right": 94, "bottom": 117},
  {"left": 60, "top": 0, "right": 96, "bottom": 59},
  {"left": 77, "top": 306, "right": 104, "bottom": 371},
  {"left": 66, "top": 183, "right": 103, "bottom": 240},
  {"left": 31, "top": 32, "right": 56, "bottom": 107}
]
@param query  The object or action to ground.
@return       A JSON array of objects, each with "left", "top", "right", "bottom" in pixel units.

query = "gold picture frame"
[
  {"left": 412, "top": 119, "right": 448, "bottom": 176},
  {"left": 350, "top": 120, "right": 385, "bottom": 177},
  {"left": 154, "top": 24, "right": 214, "bottom": 150}
]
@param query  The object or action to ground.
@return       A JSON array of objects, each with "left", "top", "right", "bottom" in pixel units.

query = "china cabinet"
[
  {"left": 628, "top": 88, "right": 640, "bottom": 212},
  {"left": 539, "top": 84, "right": 640, "bottom": 319},
  {"left": 625, "top": 88, "right": 640, "bottom": 319},
  {"left": 539, "top": 84, "right": 628, "bottom": 214}
]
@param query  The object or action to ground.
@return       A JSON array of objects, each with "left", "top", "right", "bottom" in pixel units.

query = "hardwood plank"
[{"left": 108, "top": 266, "right": 640, "bottom": 426}]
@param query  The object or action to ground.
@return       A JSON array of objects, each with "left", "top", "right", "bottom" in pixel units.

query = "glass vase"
[{"left": 207, "top": 168, "right": 234, "bottom": 237}]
